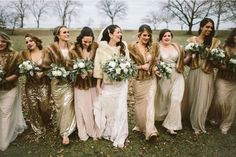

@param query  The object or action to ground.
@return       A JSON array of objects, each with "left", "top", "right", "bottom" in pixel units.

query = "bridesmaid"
[
  {"left": 209, "top": 28, "right": 236, "bottom": 134},
  {"left": 0, "top": 32, "right": 27, "bottom": 151},
  {"left": 47, "top": 26, "right": 76, "bottom": 145},
  {"left": 68, "top": 27, "right": 99, "bottom": 141},
  {"left": 155, "top": 29, "right": 185, "bottom": 135},
  {"left": 184, "top": 18, "right": 221, "bottom": 134},
  {"left": 21, "top": 34, "right": 52, "bottom": 136},
  {"left": 128, "top": 24, "right": 159, "bottom": 140}
]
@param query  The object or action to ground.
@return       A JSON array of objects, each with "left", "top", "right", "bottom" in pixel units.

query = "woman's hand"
[
  {"left": 141, "top": 63, "right": 150, "bottom": 71},
  {"left": 35, "top": 72, "right": 43, "bottom": 80}
]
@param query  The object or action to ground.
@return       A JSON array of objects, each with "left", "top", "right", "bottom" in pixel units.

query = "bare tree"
[
  {"left": 228, "top": 0, "right": 236, "bottom": 23},
  {"left": 29, "top": 0, "right": 48, "bottom": 28},
  {"left": 97, "top": 0, "right": 127, "bottom": 25},
  {"left": 0, "top": 6, "right": 7, "bottom": 29},
  {"left": 9, "top": 0, "right": 28, "bottom": 28},
  {"left": 164, "top": 0, "right": 213, "bottom": 34},
  {"left": 53, "top": 0, "right": 82, "bottom": 26},
  {"left": 141, "top": 11, "right": 163, "bottom": 30}
]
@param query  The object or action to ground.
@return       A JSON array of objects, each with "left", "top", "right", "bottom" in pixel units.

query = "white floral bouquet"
[
  {"left": 228, "top": 55, "right": 236, "bottom": 72},
  {"left": 208, "top": 48, "right": 226, "bottom": 65},
  {"left": 19, "top": 60, "right": 40, "bottom": 77},
  {"left": 70, "top": 59, "right": 94, "bottom": 81},
  {"left": 156, "top": 61, "right": 172, "bottom": 79},
  {"left": 0, "top": 65, "right": 5, "bottom": 82},
  {"left": 185, "top": 43, "right": 207, "bottom": 59},
  {"left": 47, "top": 64, "right": 69, "bottom": 81},
  {"left": 103, "top": 56, "right": 137, "bottom": 81}
]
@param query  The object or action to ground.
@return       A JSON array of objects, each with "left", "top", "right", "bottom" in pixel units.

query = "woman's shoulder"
[
  {"left": 187, "top": 36, "right": 197, "bottom": 43},
  {"left": 128, "top": 41, "right": 137, "bottom": 50}
]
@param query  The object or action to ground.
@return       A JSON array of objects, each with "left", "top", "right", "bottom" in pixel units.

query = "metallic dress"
[
  {"left": 47, "top": 42, "right": 76, "bottom": 137},
  {"left": 21, "top": 49, "right": 52, "bottom": 135}
]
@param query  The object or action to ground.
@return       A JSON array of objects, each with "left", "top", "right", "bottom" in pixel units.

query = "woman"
[
  {"left": 68, "top": 27, "right": 99, "bottom": 141},
  {"left": 210, "top": 28, "right": 236, "bottom": 134},
  {"left": 21, "top": 34, "right": 52, "bottom": 136},
  {"left": 155, "top": 29, "right": 185, "bottom": 134},
  {"left": 184, "top": 18, "right": 221, "bottom": 134},
  {"left": 128, "top": 24, "right": 159, "bottom": 140},
  {"left": 0, "top": 32, "right": 27, "bottom": 151},
  {"left": 48, "top": 26, "right": 76, "bottom": 145},
  {"left": 93, "top": 24, "right": 129, "bottom": 148}
]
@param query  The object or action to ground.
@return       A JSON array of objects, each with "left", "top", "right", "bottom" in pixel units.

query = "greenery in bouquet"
[
  {"left": 185, "top": 43, "right": 207, "bottom": 59},
  {"left": 70, "top": 59, "right": 94, "bottom": 81},
  {"left": 47, "top": 64, "right": 69, "bottom": 81},
  {"left": 208, "top": 48, "right": 226, "bottom": 65},
  {"left": 0, "top": 65, "right": 5, "bottom": 82},
  {"left": 18, "top": 60, "right": 40, "bottom": 77},
  {"left": 156, "top": 61, "right": 172, "bottom": 79},
  {"left": 103, "top": 56, "right": 137, "bottom": 81},
  {"left": 228, "top": 55, "right": 236, "bottom": 72}
]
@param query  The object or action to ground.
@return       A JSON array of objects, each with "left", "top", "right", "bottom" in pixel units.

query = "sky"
[{"left": 2, "top": 0, "right": 234, "bottom": 30}]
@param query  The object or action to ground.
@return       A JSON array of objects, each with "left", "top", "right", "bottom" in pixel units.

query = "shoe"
[
  {"left": 167, "top": 129, "right": 177, "bottom": 135},
  {"left": 194, "top": 130, "right": 201, "bottom": 135},
  {"left": 62, "top": 136, "right": 70, "bottom": 145},
  {"left": 221, "top": 129, "right": 228, "bottom": 135}
]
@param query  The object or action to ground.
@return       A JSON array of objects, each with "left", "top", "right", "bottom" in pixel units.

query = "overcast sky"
[{"left": 3, "top": 0, "right": 234, "bottom": 30}]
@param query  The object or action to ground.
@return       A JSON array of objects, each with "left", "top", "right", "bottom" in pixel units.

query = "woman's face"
[
  {"left": 25, "top": 37, "right": 37, "bottom": 51},
  {"left": 201, "top": 22, "right": 213, "bottom": 37},
  {"left": 0, "top": 37, "right": 7, "bottom": 51},
  {"left": 82, "top": 36, "right": 93, "bottom": 49},
  {"left": 58, "top": 27, "right": 70, "bottom": 42},
  {"left": 161, "top": 32, "right": 172, "bottom": 45},
  {"left": 110, "top": 27, "right": 122, "bottom": 43},
  {"left": 139, "top": 30, "right": 151, "bottom": 45}
]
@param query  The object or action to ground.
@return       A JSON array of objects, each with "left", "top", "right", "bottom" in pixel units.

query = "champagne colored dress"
[
  {"left": 155, "top": 43, "right": 185, "bottom": 131},
  {"left": 128, "top": 41, "right": 159, "bottom": 140},
  {"left": 185, "top": 36, "right": 220, "bottom": 133},
  {"left": 0, "top": 50, "right": 27, "bottom": 151},
  {"left": 209, "top": 46, "right": 236, "bottom": 133},
  {"left": 48, "top": 43, "right": 76, "bottom": 137},
  {"left": 93, "top": 41, "right": 129, "bottom": 147},
  {"left": 68, "top": 42, "right": 100, "bottom": 141},
  {"left": 21, "top": 49, "right": 52, "bottom": 135}
]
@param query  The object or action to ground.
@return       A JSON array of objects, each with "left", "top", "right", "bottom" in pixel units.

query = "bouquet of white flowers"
[
  {"left": 103, "top": 56, "right": 137, "bottom": 81},
  {"left": 0, "top": 65, "right": 5, "bottom": 82},
  {"left": 208, "top": 48, "right": 226, "bottom": 65},
  {"left": 70, "top": 59, "right": 94, "bottom": 81},
  {"left": 185, "top": 43, "right": 207, "bottom": 59},
  {"left": 18, "top": 60, "right": 40, "bottom": 77},
  {"left": 47, "top": 64, "right": 69, "bottom": 81},
  {"left": 228, "top": 55, "right": 236, "bottom": 72},
  {"left": 156, "top": 61, "right": 172, "bottom": 79}
]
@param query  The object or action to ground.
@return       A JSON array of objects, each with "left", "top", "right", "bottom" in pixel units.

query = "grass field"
[{"left": 1, "top": 29, "right": 236, "bottom": 157}]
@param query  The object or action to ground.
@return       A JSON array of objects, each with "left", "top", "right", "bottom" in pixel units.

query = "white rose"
[
  {"left": 119, "top": 63, "right": 126, "bottom": 69},
  {"left": 78, "top": 62, "right": 85, "bottom": 68},
  {"left": 123, "top": 68, "right": 128, "bottom": 74},
  {"left": 73, "top": 64, "right": 78, "bottom": 69},
  {"left": 52, "top": 71, "right": 57, "bottom": 76},
  {"left": 115, "top": 68, "right": 121, "bottom": 74},
  {"left": 126, "top": 62, "right": 131, "bottom": 67},
  {"left": 230, "top": 58, "right": 236, "bottom": 64},
  {"left": 108, "top": 61, "right": 116, "bottom": 68},
  {"left": 26, "top": 64, "right": 33, "bottom": 71}
]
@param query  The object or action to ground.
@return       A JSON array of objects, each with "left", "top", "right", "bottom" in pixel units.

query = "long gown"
[
  {"left": 209, "top": 47, "right": 236, "bottom": 133},
  {"left": 48, "top": 43, "right": 76, "bottom": 137},
  {"left": 185, "top": 36, "right": 220, "bottom": 133},
  {"left": 68, "top": 42, "right": 100, "bottom": 141},
  {"left": 93, "top": 41, "right": 129, "bottom": 147},
  {"left": 128, "top": 41, "right": 159, "bottom": 140},
  {"left": 155, "top": 43, "right": 185, "bottom": 131},
  {"left": 0, "top": 50, "right": 27, "bottom": 151},
  {"left": 21, "top": 49, "right": 52, "bottom": 135}
]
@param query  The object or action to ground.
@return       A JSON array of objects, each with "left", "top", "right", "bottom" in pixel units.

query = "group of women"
[{"left": 0, "top": 17, "right": 236, "bottom": 151}]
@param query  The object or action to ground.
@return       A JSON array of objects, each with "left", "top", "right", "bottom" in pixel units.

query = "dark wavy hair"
[
  {"left": 158, "top": 29, "right": 173, "bottom": 41},
  {"left": 76, "top": 26, "right": 94, "bottom": 51},
  {"left": 198, "top": 18, "right": 215, "bottom": 48},
  {"left": 24, "top": 33, "right": 43, "bottom": 50},
  {"left": 138, "top": 24, "right": 153, "bottom": 48},
  {"left": 53, "top": 25, "right": 67, "bottom": 42},
  {"left": 224, "top": 28, "right": 236, "bottom": 48},
  {"left": 101, "top": 24, "right": 126, "bottom": 55}
]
